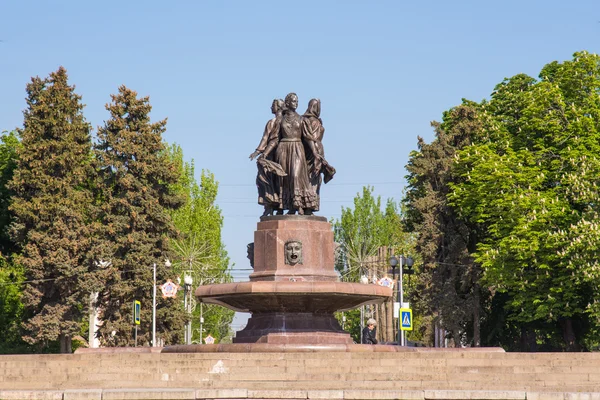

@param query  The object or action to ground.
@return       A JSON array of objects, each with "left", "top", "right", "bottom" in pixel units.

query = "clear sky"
[{"left": 1, "top": 1, "right": 599, "bottom": 330}]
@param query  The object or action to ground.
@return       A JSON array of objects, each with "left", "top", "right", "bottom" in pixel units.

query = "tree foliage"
[
  {"left": 92, "top": 86, "right": 185, "bottom": 346},
  {"left": 0, "top": 131, "right": 29, "bottom": 353},
  {"left": 404, "top": 105, "right": 486, "bottom": 347},
  {"left": 334, "top": 187, "right": 405, "bottom": 280},
  {"left": 9, "top": 67, "right": 94, "bottom": 353},
  {"left": 333, "top": 186, "right": 413, "bottom": 343},
  {"left": 448, "top": 52, "right": 600, "bottom": 350},
  {"left": 407, "top": 51, "right": 600, "bottom": 351},
  {"left": 167, "top": 144, "right": 233, "bottom": 343},
  {"left": 0, "top": 255, "right": 28, "bottom": 353},
  {"left": 0, "top": 131, "right": 20, "bottom": 254},
  {"left": 1, "top": 72, "right": 234, "bottom": 351}
]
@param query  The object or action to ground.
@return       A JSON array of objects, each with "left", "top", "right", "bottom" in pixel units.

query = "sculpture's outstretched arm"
[{"left": 250, "top": 119, "right": 275, "bottom": 160}]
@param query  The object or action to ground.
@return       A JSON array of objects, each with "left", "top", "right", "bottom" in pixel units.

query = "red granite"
[
  {"left": 193, "top": 215, "right": 393, "bottom": 346},
  {"left": 194, "top": 281, "right": 392, "bottom": 313},
  {"left": 250, "top": 216, "right": 338, "bottom": 281}
]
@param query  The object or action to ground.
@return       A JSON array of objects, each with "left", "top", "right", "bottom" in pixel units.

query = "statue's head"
[
  {"left": 284, "top": 93, "right": 298, "bottom": 111},
  {"left": 284, "top": 240, "right": 303, "bottom": 266},
  {"left": 271, "top": 98, "right": 284, "bottom": 114},
  {"left": 305, "top": 98, "right": 321, "bottom": 118}
]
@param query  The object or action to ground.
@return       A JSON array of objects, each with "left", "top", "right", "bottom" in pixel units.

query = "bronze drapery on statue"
[
  {"left": 275, "top": 93, "right": 319, "bottom": 215},
  {"left": 251, "top": 93, "right": 335, "bottom": 216},
  {"left": 302, "top": 98, "right": 336, "bottom": 213},
  {"left": 249, "top": 99, "right": 286, "bottom": 216}
]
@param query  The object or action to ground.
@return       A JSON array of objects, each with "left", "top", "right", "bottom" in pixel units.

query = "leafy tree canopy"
[
  {"left": 167, "top": 144, "right": 233, "bottom": 343},
  {"left": 448, "top": 51, "right": 600, "bottom": 350}
]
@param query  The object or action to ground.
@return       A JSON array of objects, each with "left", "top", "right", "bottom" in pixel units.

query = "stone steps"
[
  {"left": 3, "top": 377, "right": 600, "bottom": 392},
  {"left": 1, "top": 389, "right": 600, "bottom": 400},
  {"left": 3, "top": 352, "right": 600, "bottom": 361},
  {"left": 1, "top": 351, "right": 600, "bottom": 398},
  {"left": 4, "top": 364, "right": 600, "bottom": 375},
  {"left": 4, "top": 366, "right": 600, "bottom": 377}
]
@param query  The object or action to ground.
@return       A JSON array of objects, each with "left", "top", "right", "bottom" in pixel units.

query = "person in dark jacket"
[{"left": 362, "top": 318, "right": 378, "bottom": 344}]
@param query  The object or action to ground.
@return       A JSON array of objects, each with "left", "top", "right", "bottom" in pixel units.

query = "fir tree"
[
  {"left": 92, "top": 86, "right": 185, "bottom": 346},
  {"left": 9, "top": 67, "right": 94, "bottom": 353},
  {"left": 404, "top": 104, "right": 485, "bottom": 347}
]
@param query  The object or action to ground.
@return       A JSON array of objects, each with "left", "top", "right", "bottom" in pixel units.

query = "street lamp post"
[
  {"left": 184, "top": 274, "right": 193, "bottom": 345},
  {"left": 199, "top": 277, "right": 205, "bottom": 344},
  {"left": 389, "top": 255, "right": 414, "bottom": 346},
  {"left": 152, "top": 262, "right": 156, "bottom": 347},
  {"left": 152, "top": 259, "right": 173, "bottom": 348},
  {"left": 200, "top": 303, "right": 204, "bottom": 344}
]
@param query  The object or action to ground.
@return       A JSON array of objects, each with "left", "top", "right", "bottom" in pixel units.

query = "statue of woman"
[
  {"left": 302, "top": 98, "right": 335, "bottom": 211},
  {"left": 275, "top": 93, "right": 319, "bottom": 215},
  {"left": 250, "top": 99, "right": 285, "bottom": 216}
]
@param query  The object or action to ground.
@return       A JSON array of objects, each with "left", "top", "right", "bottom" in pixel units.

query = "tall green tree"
[
  {"left": 92, "top": 86, "right": 185, "bottom": 346},
  {"left": 333, "top": 186, "right": 410, "bottom": 342},
  {"left": 9, "top": 67, "right": 94, "bottom": 353},
  {"left": 0, "top": 255, "right": 27, "bottom": 353},
  {"left": 167, "top": 144, "right": 233, "bottom": 343},
  {"left": 334, "top": 186, "right": 387, "bottom": 281},
  {"left": 404, "top": 104, "right": 486, "bottom": 347},
  {"left": 0, "top": 130, "right": 28, "bottom": 353},
  {"left": 0, "top": 131, "right": 20, "bottom": 254},
  {"left": 449, "top": 52, "right": 600, "bottom": 350}
]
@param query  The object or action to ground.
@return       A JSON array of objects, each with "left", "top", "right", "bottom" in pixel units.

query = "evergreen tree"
[
  {"left": 9, "top": 67, "right": 94, "bottom": 353},
  {"left": 92, "top": 86, "right": 185, "bottom": 346},
  {"left": 404, "top": 104, "right": 486, "bottom": 347}
]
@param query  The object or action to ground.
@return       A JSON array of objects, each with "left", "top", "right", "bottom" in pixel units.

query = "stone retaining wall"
[{"left": 1, "top": 350, "right": 599, "bottom": 399}]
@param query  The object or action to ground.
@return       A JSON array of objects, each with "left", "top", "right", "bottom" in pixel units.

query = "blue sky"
[{"left": 1, "top": 1, "right": 599, "bottom": 329}]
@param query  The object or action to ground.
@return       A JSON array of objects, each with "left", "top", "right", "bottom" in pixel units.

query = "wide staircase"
[{"left": 1, "top": 349, "right": 600, "bottom": 399}]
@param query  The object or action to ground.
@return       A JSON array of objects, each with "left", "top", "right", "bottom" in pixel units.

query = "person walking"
[{"left": 362, "top": 318, "right": 378, "bottom": 345}]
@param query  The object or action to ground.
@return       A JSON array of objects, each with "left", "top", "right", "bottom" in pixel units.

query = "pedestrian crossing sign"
[
  {"left": 133, "top": 300, "right": 141, "bottom": 325},
  {"left": 400, "top": 308, "right": 412, "bottom": 331}
]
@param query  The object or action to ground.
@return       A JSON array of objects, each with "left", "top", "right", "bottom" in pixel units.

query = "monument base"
[
  {"left": 250, "top": 215, "right": 338, "bottom": 282},
  {"left": 195, "top": 215, "right": 393, "bottom": 346},
  {"left": 233, "top": 312, "right": 353, "bottom": 344}
]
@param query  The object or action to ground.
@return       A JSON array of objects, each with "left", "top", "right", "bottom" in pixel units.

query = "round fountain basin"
[{"left": 195, "top": 281, "right": 392, "bottom": 313}]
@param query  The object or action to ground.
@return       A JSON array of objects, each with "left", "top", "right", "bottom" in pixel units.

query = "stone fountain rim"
[
  {"left": 195, "top": 281, "right": 393, "bottom": 298},
  {"left": 194, "top": 281, "right": 393, "bottom": 313}
]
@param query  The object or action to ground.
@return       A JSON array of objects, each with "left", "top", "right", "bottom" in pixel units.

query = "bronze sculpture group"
[{"left": 250, "top": 93, "right": 335, "bottom": 216}]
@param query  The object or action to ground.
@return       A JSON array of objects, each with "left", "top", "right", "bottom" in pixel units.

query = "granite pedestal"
[{"left": 194, "top": 215, "right": 392, "bottom": 346}]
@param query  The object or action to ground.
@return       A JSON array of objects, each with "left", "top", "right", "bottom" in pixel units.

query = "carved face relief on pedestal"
[{"left": 284, "top": 240, "right": 303, "bottom": 266}]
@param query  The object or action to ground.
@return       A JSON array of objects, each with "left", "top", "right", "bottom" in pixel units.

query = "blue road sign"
[
  {"left": 133, "top": 300, "right": 141, "bottom": 325},
  {"left": 400, "top": 308, "right": 412, "bottom": 331}
]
